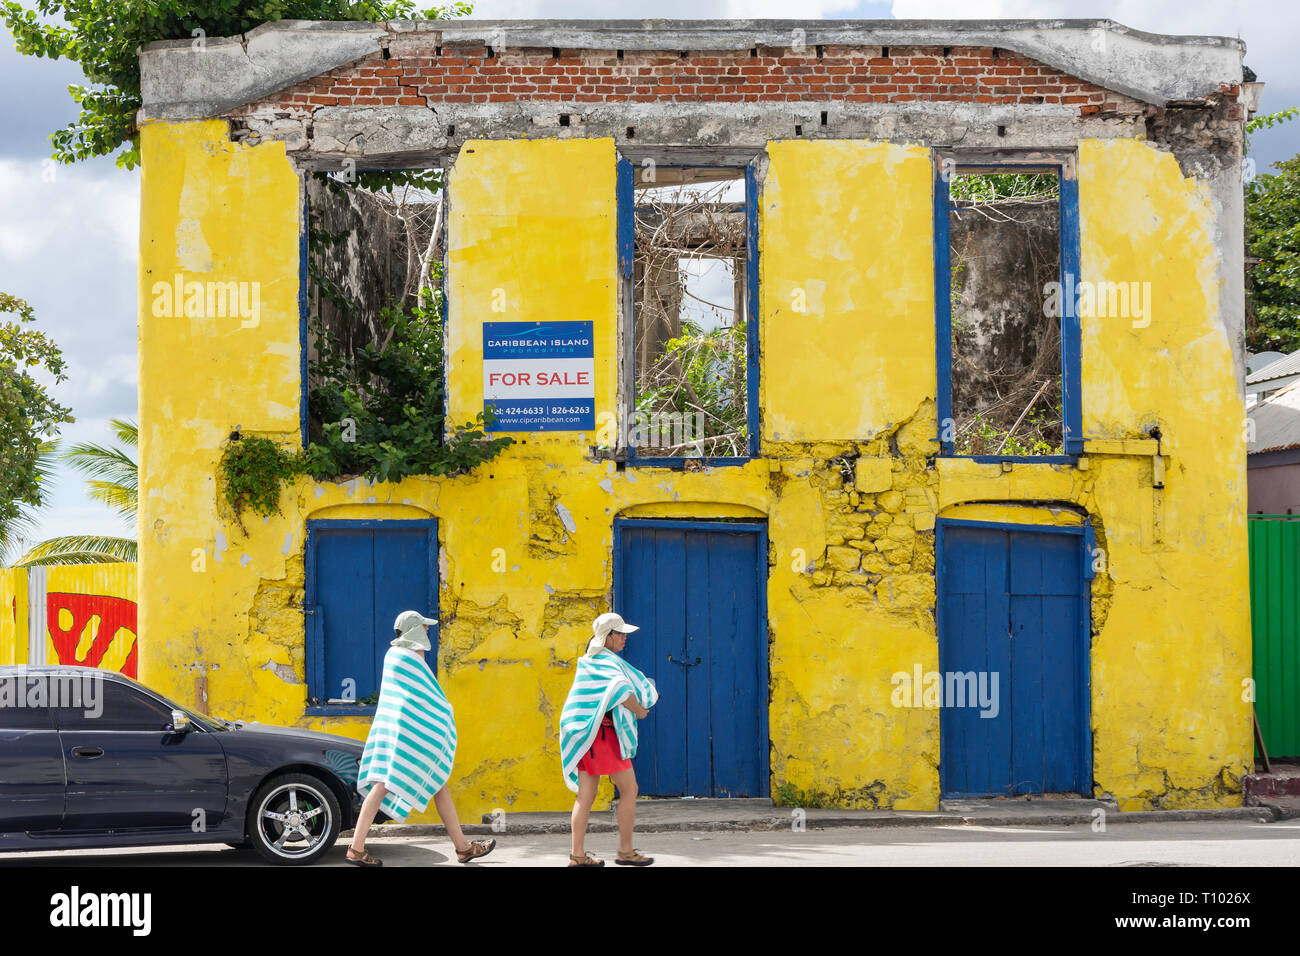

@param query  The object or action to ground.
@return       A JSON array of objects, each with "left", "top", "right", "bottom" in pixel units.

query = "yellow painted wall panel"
[
  {"left": 761, "top": 141, "right": 936, "bottom": 442},
  {"left": 0, "top": 568, "right": 27, "bottom": 666},
  {"left": 446, "top": 138, "right": 618, "bottom": 436}
]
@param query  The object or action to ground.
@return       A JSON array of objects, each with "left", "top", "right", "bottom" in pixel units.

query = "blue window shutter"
[
  {"left": 617, "top": 157, "right": 634, "bottom": 279},
  {"left": 933, "top": 163, "right": 953, "bottom": 456},
  {"left": 745, "top": 163, "right": 761, "bottom": 458},
  {"left": 1059, "top": 171, "right": 1084, "bottom": 455}
]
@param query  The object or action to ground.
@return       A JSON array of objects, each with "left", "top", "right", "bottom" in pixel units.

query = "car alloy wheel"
[{"left": 249, "top": 774, "right": 340, "bottom": 865}]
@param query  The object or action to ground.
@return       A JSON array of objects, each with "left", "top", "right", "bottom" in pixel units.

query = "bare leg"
[
  {"left": 432, "top": 784, "right": 471, "bottom": 855},
  {"left": 570, "top": 771, "right": 600, "bottom": 858},
  {"left": 350, "top": 782, "right": 387, "bottom": 853},
  {"left": 610, "top": 768, "right": 638, "bottom": 856}
]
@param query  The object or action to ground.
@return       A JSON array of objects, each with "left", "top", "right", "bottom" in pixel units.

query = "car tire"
[{"left": 246, "top": 772, "right": 342, "bottom": 866}]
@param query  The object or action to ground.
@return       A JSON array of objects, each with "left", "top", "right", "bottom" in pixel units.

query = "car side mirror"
[{"left": 170, "top": 710, "right": 192, "bottom": 733}]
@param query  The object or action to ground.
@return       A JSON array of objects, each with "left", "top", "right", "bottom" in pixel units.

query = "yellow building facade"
[{"left": 135, "top": 20, "right": 1253, "bottom": 819}]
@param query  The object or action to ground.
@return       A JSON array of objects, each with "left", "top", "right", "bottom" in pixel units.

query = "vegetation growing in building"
[{"left": 219, "top": 433, "right": 301, "bottom": 528}]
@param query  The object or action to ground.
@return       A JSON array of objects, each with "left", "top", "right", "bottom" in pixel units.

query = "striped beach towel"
[
  {"left": 559, "top": 649, "right": 658, "bottom": 792},
  {"left": 357, "top": 646, "right": 457, "bottom": 821}
]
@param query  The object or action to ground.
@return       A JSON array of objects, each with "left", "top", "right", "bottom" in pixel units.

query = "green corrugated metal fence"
[{"left": 1250, "top": 516, "right": 1300, "bottom": 759}]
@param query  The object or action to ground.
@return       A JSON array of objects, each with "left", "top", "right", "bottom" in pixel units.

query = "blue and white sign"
[{"left": 483, "top": 321, "right": 595, "bottom": 431}]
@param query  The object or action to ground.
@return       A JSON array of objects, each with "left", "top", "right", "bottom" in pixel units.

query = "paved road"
[{"left": 2, "top": 820, "right": 1298, "bottom": 866}]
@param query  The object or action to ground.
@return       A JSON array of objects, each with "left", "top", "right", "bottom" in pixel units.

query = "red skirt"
[{"left": 578, "top": 715, "right": 632, "bottom": 776}]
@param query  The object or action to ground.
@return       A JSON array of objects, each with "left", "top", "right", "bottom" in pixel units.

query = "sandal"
[
  {"left": 569, "top": 851, "right": 604, "bottom": 867},
  {"left": 615, "top": 848, "right": 654, "bottom": 866},
  {"left": 345, "top": 846, "right": 382, "bottom": 867},
  {"left": 456, "top": 838, "right": 496, "bottom": 864}
]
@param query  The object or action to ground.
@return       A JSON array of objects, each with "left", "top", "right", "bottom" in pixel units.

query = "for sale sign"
[{"left": 483, "top": 321, "right": 595, "bottom": 431}]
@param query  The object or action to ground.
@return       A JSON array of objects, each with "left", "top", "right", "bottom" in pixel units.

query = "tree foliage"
[
  {"left": 1246, "top": 154, "right": 1300, "bottom": 352},
  {"left": 1, "top": 0, "right": 471, "bottom": 168},
  {"left": 1246, "top": 110, "right": 1300, "bottom": 353},
  {"left": 0, "top": 293, "right": 73, "bottom": 530}
]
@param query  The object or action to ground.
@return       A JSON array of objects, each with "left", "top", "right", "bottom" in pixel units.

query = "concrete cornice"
[{"left": 138, "top": 18, "right": 1245, "bottom": 121}]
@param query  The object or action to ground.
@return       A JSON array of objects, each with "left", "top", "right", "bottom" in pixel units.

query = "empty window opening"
[
  {"left": 947, "top": 171, "right": 1063, "bottom": 457},
  {"left": 305, "top": 168, "right": 503, "bottom": 481},
  {"left": 630, "top": 168, "right": 749, "bottom": 459}
]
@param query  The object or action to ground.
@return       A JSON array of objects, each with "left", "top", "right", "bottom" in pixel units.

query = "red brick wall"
[{"left": 231, "top": 44, "right": 1127, "bottom": 116}]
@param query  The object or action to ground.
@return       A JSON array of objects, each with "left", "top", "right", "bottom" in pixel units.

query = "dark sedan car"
[{"left": 0, "top": 665, "right": 374, "bottom": 865}]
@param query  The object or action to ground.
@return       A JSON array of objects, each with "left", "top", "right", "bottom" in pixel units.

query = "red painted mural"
[{"left": 46, "top": 592, "right": 139, "bottom": 678}]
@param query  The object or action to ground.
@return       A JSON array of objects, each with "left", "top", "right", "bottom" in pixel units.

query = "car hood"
[{"left": 215, "top": 719, "right": 364, "bottom": 751}]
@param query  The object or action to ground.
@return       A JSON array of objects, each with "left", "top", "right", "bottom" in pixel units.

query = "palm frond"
[
  {"left": 15, "top": 535, "right": 137, "bottom": 567},
  {"left": 61, "top": 441, "right": 137, "bottom": 485},
  {"left": 109, "top": 419, "right": 138, "bottom": 448},
  {"left": 83, "top": 479, "right": 137, "bottom": 521},
  {"left": 60, "top": 436, "right": 138, "bottom": 519}
]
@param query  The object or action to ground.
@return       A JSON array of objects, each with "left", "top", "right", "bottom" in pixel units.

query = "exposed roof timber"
[{"left": 138, "top": 18, "right": 1244, "bottom": 122}]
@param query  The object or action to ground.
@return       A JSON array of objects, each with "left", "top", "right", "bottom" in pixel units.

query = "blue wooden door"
[
  {"left": 308, "top": 521, "right": 436, "bottom": 704},
  {"left": 615, "top": 520, "right": 768, "bottom": 797},
  {"left": 938, "top": 523, "right": 1089, "bottom": 796}
]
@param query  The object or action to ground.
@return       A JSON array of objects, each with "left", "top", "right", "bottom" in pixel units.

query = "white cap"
[
  {"left": 586, "top": 612, "right": 639, "bottom": 655},
  {"left": 395, "top": 610, "right": 438, "bottom": 632}
]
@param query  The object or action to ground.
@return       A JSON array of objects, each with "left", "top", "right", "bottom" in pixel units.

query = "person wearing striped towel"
[
  {"left": 345, "top": 610, "right": 496, "bottom": 867},
  {"left": 560, "top": 612, "right": 659, "bottom": 867}
]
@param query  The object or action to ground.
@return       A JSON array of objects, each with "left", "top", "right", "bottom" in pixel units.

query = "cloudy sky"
[{"left": 1, "top": 0, "right": 1295, "bottom": 554}]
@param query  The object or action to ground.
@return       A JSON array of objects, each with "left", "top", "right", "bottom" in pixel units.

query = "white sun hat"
[{"left": 392, "top": 610, "right": 438, "bottom": 651}]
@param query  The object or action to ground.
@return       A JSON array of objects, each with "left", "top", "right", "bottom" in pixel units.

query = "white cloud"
[{"left": 0, "top": 159, "right": 138, "bottom": 263}]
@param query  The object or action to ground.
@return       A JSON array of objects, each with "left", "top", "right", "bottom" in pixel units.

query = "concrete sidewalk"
[{"left": 365, "top": 796, "right": 1283, "bottom": 838}]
